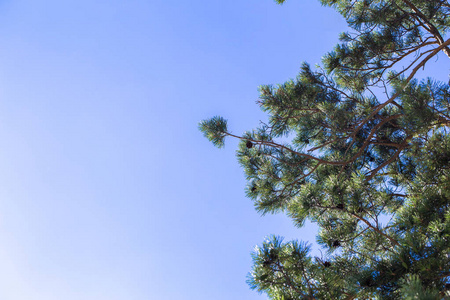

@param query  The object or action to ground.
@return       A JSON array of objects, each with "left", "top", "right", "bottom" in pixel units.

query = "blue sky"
[{"left": 0, "top": 1, "right": 447, "bottom": 300}]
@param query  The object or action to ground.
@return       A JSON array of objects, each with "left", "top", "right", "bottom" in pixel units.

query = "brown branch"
[
  {"left": 314, "top": 203, "right": 400, "bottom": 246},
  {"left": 225, "top": 132, "right": 346, "bottom": 165},
  {"left": 350, "top": 38, "right": 450, "bottom": 152},
  {"left": 400, "top": 0, "right": 450, "bottom": 58},
  {"left": 349, "top": 212, "right": 400, "bottom": 246},
  {"left": 365, "top": 136, "right": 412, "bottom": 181}
]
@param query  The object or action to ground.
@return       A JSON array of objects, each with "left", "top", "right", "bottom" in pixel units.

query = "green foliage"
[
  {"left": 200, "top": 0, "right": 450, "bottom": 299},
  {"left": 199, "top": 116, "right": 228, "bottom": 148},
  {"left": 400, "top": 274, "right": 442, "bottom": 299}
]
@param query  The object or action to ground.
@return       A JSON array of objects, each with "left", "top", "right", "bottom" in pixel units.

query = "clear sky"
[{"left": 0, "top": 1, "right": 447, "bottom": 300}]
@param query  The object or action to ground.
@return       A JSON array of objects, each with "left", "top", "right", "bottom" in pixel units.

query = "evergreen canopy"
[{"left": 200, "top": 0, "right": 450, "bottom": 299}]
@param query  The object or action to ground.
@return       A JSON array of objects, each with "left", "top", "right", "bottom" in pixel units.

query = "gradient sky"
[{"left": 0, "top": 1, "right": 448, "bottom": 300}]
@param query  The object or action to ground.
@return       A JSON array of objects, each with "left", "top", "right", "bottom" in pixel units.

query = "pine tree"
[{"left": 200, "top": 0, "right": 450, "bottom": 299}]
